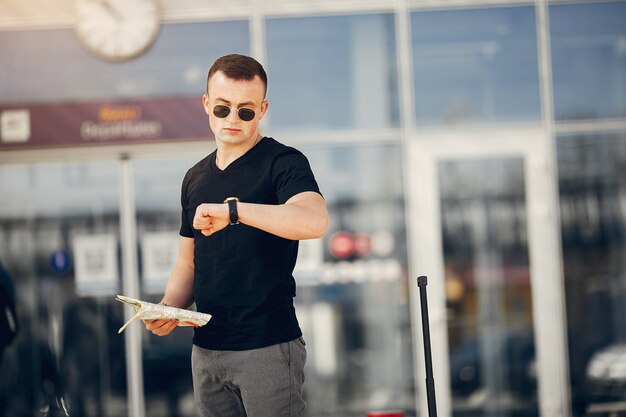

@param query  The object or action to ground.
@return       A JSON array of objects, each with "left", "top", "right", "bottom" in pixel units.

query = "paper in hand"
[{"left": 116, "top": 295, "right": 212, "bottom": 333}]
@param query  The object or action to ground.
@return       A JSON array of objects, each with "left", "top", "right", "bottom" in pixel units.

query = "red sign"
[
  {"left": 354, "top": 233, "right": 372, "bottom": 257},
  {"left": 329, "top": 231, "right": 356, "bottom": 259},
  {"left": 0, "top": 96, "right": 211, "bottom": 149}
]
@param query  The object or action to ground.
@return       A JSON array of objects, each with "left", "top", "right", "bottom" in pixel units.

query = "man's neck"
[{"left": 216, "top": 134, "right": 262, "bottom": 169}]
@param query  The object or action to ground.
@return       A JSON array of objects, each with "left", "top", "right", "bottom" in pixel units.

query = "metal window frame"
[{"left": 404, "top": 128, "right": 570, "bottom": 417}]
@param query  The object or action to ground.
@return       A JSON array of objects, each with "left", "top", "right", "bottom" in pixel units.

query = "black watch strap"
[{"left": 224, "top": 197, "right": 240, "bottom": 225}]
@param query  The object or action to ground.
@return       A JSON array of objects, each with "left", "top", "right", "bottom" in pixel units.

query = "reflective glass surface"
[
  {"left": 411, "top": 6, "right": 541, "bottom": 125},
  {"left": 0, "top": 21, "right": 249, "bottom": 103},
  {"left": 0, "top": 161, "right": 127, "bottom": 417},
  {"left": 133, "top": 156, "right": 202, "bottom": 417},
  {"left": 550, "top": 2, "right": 626, "bottom": 120},
  {"left": 296, "top": 143, "right": 413, "bottom": 416},
  {"left": 438, "top": 158, "right": 538, "bottom": 416},
  {"left": 557, "top": 132, "right": 626, "bottom": 415},
  {"left": 266, "top": 14, "right": 399, "bottom": 131}
]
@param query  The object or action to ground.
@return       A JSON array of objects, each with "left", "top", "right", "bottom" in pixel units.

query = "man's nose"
[{"left": 226, "top": 108, "right": 239, "bottom": 122}]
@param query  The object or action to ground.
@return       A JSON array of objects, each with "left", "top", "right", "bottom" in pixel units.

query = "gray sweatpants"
[{"left": 191, "top": 337, "right": 307, "bottom": 417}]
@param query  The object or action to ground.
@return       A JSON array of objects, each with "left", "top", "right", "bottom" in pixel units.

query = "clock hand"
[{"left": 97, "top": 0, "right": 123, "bottom": 22}]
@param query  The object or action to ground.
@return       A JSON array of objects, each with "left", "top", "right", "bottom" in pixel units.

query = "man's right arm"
[{"left": 144, "top": 236, "right": 194, "bottom": 336}]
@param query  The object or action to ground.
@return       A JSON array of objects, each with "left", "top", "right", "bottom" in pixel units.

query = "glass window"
[
  {"left": 439, "top": 158, "right": 538, "bottom": 416},
  {"left": 411, "top": 6, "right": 541, "bottom": 125},
  {"left": 295, "top": 143, "right": 414, "bottom": 415},
  {"left": 557, "top": 132, "right": 626, "bottom": 415},
  {"left": 550, "top": 2, "right": 626, "bottom": 120},
  {"left": 133, "top": 156, "right": 202, "bottom": 417},
  {"left": 263, "top": 0, "right": 377, "bottom": 7},
  {"left": 266, "top": 14, "right": 399, "bottom": 131},
  {"left": 0, "top": 161, "right": 126, "bottom": 417},
  {"left": 0, "top": 20, "right": 249, "bottom": 104}
]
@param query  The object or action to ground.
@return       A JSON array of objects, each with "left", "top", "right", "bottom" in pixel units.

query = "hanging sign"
[
  {"left": 0, "top": 96, "right": 209, "bottom": 150},
  {"left": 141, "top": 231, "right": 179, "bottom": 294},
  {"left": 72, "top": 234, "right": 119, "bottom": 297},
  {"left": 49, "top": 250, "right": 72, "bottom": 274}
]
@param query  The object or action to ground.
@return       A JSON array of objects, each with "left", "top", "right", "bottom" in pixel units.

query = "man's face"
[{"left": 202, "top": 71, "right": 268, "bottom": 146}]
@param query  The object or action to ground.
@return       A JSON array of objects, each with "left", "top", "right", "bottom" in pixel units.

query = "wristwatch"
[{"left": 224, "top": 197, "right": 240, "bottom": 225}]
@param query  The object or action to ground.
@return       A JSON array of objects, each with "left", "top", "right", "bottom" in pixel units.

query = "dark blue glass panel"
[
  {"left": 550, "top": 2, "right": 626, "bottom": 120},
  {"left": 266, "top": 14, "right": 399, "bottom": 131},
  {"left": 557, "top": 131, "right": 626, "bottom": 415},
  {"left": 411, "top": 6, "right": 541, "bottom": 125}
]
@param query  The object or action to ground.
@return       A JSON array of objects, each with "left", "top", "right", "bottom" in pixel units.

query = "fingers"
[
  {"left": 193, "top": 216, "right": 213, "bottom": 231},
  {"left": 193, "top": 204, "right": 212, "bottom": 230},
  {"left": 144, "top": 319, "right": 179, "bottom": 336},
  {"left": 193, "top": 204, "right": 230, "bottom": 234},
  {"left": 193, "top": 212, "right": 212, "bottom": 229},
  {"left": 194, "top": 218, "right": 212, "bottom": 230},
  {"left": 197, "top": 218, "right": 228, "bottom": 236}
]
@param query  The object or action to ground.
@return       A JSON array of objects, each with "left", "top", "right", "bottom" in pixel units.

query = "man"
[{"left": 145, "top": 54, "right": 328, "bottom": 417}]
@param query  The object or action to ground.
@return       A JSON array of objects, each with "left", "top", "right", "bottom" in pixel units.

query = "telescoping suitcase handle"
[{"left": 417, "top": 276, "right": 437, "bottom": 417}]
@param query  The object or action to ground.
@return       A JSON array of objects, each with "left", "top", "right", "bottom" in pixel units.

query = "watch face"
[{"left": 74, "top": 0, "right": 160, "bottom": 61}]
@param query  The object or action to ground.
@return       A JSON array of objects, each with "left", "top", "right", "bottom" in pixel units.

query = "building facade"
[{"left": 1, "top": 1, "right": 625, "bottom": 416}]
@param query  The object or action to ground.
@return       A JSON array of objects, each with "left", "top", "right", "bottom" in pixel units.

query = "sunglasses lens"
[
  {"left": 213, "top": 105, "right": 255, "bottom": 121},
  {"left": 238, "top": 108, "right": 255, "bottom": 122},
  {"left": 213, "top": 105, "right": 230, "bottom": 118}
]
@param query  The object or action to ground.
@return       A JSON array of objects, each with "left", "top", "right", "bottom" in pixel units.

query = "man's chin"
[{"left": 216, "top": 135, "right": 247, "bottom": 145}]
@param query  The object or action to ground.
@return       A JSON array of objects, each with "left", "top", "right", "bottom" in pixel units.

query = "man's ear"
[
  {"left": 202, "top": 93, "right": 211, "bottom": 115},
  {"left": 259, "top": 100, "right": 269, "bottom": 119}
]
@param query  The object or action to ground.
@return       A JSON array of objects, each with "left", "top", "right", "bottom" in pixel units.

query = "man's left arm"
[{"left": 193, "top": 191, "right": 328, "bottom": 240}]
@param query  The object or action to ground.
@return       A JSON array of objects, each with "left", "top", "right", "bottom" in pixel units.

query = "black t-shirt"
[{"left": 180, "top": 137, "right": 321, "bottom": 350}]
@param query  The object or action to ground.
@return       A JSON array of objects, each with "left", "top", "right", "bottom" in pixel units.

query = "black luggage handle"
[{"left": 417, "top": 276, "right": 437, "bottom": 417}]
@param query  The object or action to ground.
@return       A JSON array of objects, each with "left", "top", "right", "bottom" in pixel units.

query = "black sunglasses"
[{"left": 212, "top": 105, "right": 256, "bottom": 122}]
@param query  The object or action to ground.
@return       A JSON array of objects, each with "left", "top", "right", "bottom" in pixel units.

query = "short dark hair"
[{"left": 206, "top": 54, "right": 268, "bottom": 96}]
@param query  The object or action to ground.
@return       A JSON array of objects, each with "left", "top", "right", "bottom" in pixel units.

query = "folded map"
[{"left": 116, "top": 295, "right": 212, "bottom": 333}]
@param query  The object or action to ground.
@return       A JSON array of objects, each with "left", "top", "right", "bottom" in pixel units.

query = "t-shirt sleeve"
[
  {"left": 179, "top": 171, "right": 194, "bottom": 238},
  {"left": 271, "top": 148, "right": 322, "bottom": 204}
]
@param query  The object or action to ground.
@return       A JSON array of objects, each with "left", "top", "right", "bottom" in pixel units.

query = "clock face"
[{"left": 75, "top": 0, "right": 161, "bottom": 61}]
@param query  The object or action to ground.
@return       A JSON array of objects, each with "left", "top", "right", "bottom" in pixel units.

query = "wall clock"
[{"left": 74, "top": 0, "right": 161, "bottom": 61}]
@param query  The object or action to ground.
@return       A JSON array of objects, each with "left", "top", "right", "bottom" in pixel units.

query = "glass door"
[
  {"left": 406, "top": 129, "right": 570, "bottom": 417},
  {"left": 0, "top": 160, "right": 128, "bottom": 417}
]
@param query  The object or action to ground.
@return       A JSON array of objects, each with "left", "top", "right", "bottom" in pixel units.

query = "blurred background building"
[{"left": 0, "top": 0, "right": 625, "bottom": 416}]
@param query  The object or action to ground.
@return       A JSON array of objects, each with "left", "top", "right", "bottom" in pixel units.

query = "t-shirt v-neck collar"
[{"left": 211, "top": 137, "right": 266, "bottom": 175}]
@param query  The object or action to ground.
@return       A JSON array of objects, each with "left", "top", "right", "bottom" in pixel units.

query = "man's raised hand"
[{"left": 193, "top": 203, "right": 230, "bottom": 236}]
